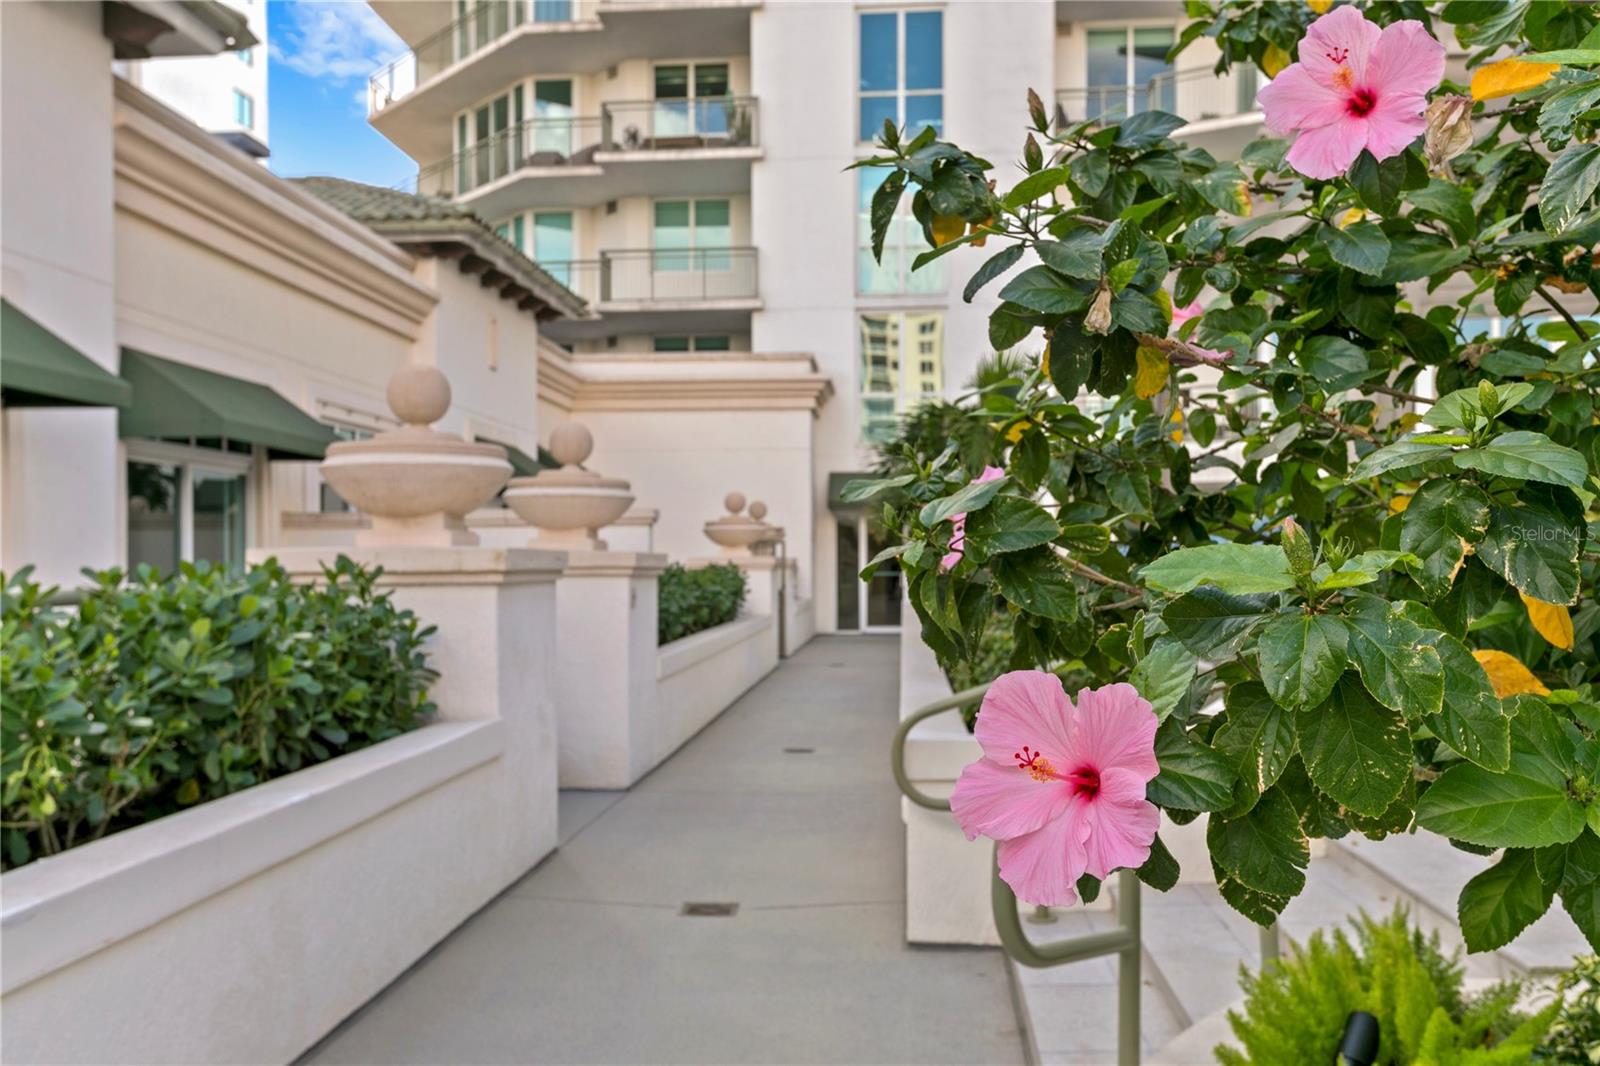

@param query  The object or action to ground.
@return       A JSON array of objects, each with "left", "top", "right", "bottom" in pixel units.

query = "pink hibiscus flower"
[
  {"left": 950, "top": 672, "right": 1160, "bottom": 907},
  {"left": 939, "top": 465, "right": 1006, "bottom": 572},
  {"left": 1257, "top": 6, "right": 1445, "bottom": 180},
  {"left": 1171, "top": 300, "right": 1204, "bottom": 327}
]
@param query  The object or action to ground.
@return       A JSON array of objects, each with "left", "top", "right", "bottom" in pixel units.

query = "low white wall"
[
  {"left": 1, "top": 722, "right": 540, "bottom": 1065},
  {"left": 656, "top": 613, "right": 776, "bottom": 762}
]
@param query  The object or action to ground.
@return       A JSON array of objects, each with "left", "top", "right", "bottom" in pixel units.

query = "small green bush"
[
  {"left": 1540, "top": 954, "right": 1600, "bottom": 1065},
  {"left": 1216, "top": 908, "right": 1554, "bottom": 1066},
  {"left": 657, "top": 563, "right": 746, "bottom": 645},
  {"left": 1, "top": 557, "right": 436, "bottom": 869}
]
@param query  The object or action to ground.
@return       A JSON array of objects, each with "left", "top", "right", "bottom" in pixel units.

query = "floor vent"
[{"left": 680, "top": 902, "right": 739, "bottom": 917}]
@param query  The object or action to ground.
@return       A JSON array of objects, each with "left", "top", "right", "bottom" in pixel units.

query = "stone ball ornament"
[
  {"left": 703, "top": 490, "right": 769, "bottom": 555},
  {"left": 503, "top": 421, "right": 634, "bottom": 551},
  {"left": 319, "top": 364, "right": 511, "bottom": 547}
]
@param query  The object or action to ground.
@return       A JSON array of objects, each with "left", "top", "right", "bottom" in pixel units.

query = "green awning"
[
  {"left": 482, "top": 438, "right": 542, "bottom": 477},
  {"left": 1, "top": 300, "right": 133, "bottom": 408},
  {"left": 118, "top": 349, "right": 337, "bottom": 460}
]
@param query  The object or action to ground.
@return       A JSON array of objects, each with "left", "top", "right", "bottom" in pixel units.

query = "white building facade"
[{"left": 362, "top": 0, "right": 1262, "bottom": 635}]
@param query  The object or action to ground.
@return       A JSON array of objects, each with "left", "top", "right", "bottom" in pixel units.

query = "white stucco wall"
[
  {"left": 125, "top": 0, "right": 270, "bottom": 148},
  {"left": 0, "top": 1, "right": 123, "bottom": 585}
]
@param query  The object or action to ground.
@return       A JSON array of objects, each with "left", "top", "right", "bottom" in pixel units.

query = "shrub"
[
  {"left": 1217, "top": 908, "right": 1554, "bottom": 1066},
  {"left": 1, "top": 557, "right": 436, "bottom": 869},
  {"left": 1540, "top": 954, "right": 1600, "bottom": 1064},
  {"left": 657, "top": 563, "right": 746, "bottom": 644}
]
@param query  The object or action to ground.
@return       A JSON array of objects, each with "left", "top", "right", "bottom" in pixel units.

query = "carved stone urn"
[
  {"left": 502, "top": 422, "right": 634, "bottom": 550},
  {"left": 703, "top": 492, "right": 769, "bottom": 556},
  {"left": 748, "top": 500, "right": 785, "bottom": 557},
  {"left": 319, "top": 365, "right": 511, "bottom": 547}
]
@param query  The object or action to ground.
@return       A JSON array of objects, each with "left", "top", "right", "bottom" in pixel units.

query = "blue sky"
[{"left": 266, "top": 1, "right": 415, "bottom": 188}]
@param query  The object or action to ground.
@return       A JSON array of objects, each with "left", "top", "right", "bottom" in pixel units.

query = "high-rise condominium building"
[
  {"left": 363, "top": 0, "right": 1263, "bottom": 635},
  {"left": 121, "top": 0, "right": 269, "bottom": 158}
]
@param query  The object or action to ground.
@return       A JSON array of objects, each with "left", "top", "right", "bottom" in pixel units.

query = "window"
[
  {"left": 534, "top": 211, "right": 573, "bottom": 285},
  {"left": 653, "top": 335, "right": 732, "bottom": 352},
  {"left": 1084, "top": 26, "right": 1176, "bottom": 119},
  {"left": 238, "top": 46, "right": 253, "bottom": 66},
  {"left": 126, "top": 445, "right": 250, "bottom": 573},
  {"left": 653, "top": 199, "right": 730, "bottom": 272},
  {"left": 857, "top": 169, "right": 942, "bottom": 294},
  {"left": 232, "top": 89, "right": 254, "bottom": 129},
  {"left": 858, "top": 10, "right": 942, "bottom": 141},
  {"left": 654, "top": 62, "right": 731, "bottom": 138},
  {"left": 494, "top": 216, "right": 526, "bottom": 252},
  {"left": 533, "top": 79, "right": 573, "bottom": 155},
  {"left": 858, "top": 311, "right": 942, "bottom": 442}
]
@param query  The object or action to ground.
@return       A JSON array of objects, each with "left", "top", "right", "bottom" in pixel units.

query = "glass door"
[
  {"left": 1085, "top": 25, "right": 1175, "bottom": 119},
  {"left": 125, "top": 448, "right": 251, "bottom": 575},
  {"left": 533, "top": 79, "right": 572, "bottom": 156},
  {"left": 534, "top": 211, "right": 574, "bottom": 288},
  {"left": 653, "top": 63, "right": 730, "bottom": 140},
  {"left": 859, "top": 516, "right": 902, "bottom": 631},
  {"left": 192, "top": 469, "right": 247, "bottom": 571}
]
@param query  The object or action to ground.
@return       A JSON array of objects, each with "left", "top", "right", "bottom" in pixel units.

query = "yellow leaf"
[
  {"left": 1006, "top": 417, "right": 1036, "bottom": 443},
  {"left": 1337, "top": 207, "right": 1366, "bottom": 229},
  {"left": 1262, "top": 43, "right": 1290, "bottom": 79},
  {"left": 931, "top": 213, "right": 966, "bottom": 247},
  {"left": 1168, "top": 407, "right": 1184, "bottom": 443},
  {"left": 1307, "top": 0, "right": 1333, "bottom": 12},
  {"left": 1471, "top": 649, "right": 1551, "bottom": 698},
  {"left": 176, "top": 779, "right": 201, "bottom": 805},
  {"left": 1389, "top": 495, "right": 1412, "bottom": 514},
  {"left": 1471, "top": 57, "right": 1560, "bottom": 102},
  {"left": 1134, "top": 346, "right": 1169, "bottom": 399},
  {"left": 1520, "top": 593, "right": 1575, "bottom": 651},
  {"left": 1154, "top": 287, "right": 1174, "bottom": 325},
  {"left": 968, "top": 217, "right": 994, "bottom": 248}
]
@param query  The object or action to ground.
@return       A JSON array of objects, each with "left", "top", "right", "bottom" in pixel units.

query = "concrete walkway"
[{"left": 303, "top": 636, "right": 1027, "bottom": 1066}]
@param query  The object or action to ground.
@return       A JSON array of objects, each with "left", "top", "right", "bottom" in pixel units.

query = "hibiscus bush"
[{"left": 853, "top": 0, "right": 1600, "bottom": 953}]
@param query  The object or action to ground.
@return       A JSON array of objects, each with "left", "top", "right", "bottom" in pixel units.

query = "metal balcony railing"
[
  {"left": 890, "top": 678, "right": 1282, "bottom": 1066},
  {"left": 368, "top": 0, "right": 599, "bottom": 115},
  {"left": 411, "top": 98, "right": 760, "bottom": 198},
  {"left": 600, "top": 96, "right": 759, "bottom": 150},
  {"left": 1056, "top": 66, "right": 1261, "bottom": 127},
  {"left": 539, "top": 248, "right": 758, "bottom": 305}
]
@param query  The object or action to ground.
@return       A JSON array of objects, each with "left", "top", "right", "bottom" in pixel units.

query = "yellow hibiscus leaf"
[
  {"left": 1520, "top": 593, "right": 1575, "bottom": 651},
  {"left": 1262, "top": 43, "right": 1291, "bottom": 79},
  {"left": 1389, "top": 495, "right": 1412, "bottom": 514},
  {"left": 1154, "top": 287, "right": 1174, "bottom": 325},
  {"left": 1307, "top": 0, "right": 1333, "bottom": 12},
  {"left": 1134, "top": 347, "right": 1169, "bottom": 399},
  {"left": 968, "top": 217, "right": 994, "bottom": 248},
  {"left": 931, "top": 213, "right": 966, "bottom": 247},
  {"left": 1168, "top": 407, "right": 1184, "bottom": 443},
  {"left": 1337, "top": 207, "right": 1366, "bottom": 229},
  {"left": 1471, "top": 57, "right": 1560, "bottom": 102},
  {"left": 1471, "top": 649, "right": 1551, "bottom": 698}
]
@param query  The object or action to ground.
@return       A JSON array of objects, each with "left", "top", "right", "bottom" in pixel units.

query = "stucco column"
[
  {"left": 552, "top": 549, "right": 669, "bottom": 789},
  {"left": 253, "top": 545, "right": 566, "bottom": 867}
]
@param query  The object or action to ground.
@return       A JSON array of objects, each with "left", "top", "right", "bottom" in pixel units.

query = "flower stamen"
[{"left": 1014, "top": 746, "right": 1059, "bottom": 782}]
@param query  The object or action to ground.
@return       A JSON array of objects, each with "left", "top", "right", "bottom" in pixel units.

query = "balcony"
[
  {"left": 413, "top": 98, "right": 760, "bottom": 216},
  {"left": 539, "top": 247, "right": 760, "bottom": 343},
  {"left": 367, "top": 0, "right": 758, "bottom": 161},
  {"left": 1056, "top": 66, "right": 1262, "bottom": 134}
]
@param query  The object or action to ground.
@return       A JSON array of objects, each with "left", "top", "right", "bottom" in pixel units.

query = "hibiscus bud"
[
  {"left": 1423, "top": 95, "right": 1474, "bottom": 176},
  {"left": 1478, "top": 379, "right": 1501, "bottom": 419},
  {"left": 1024, "top": 133, "right": 1043, "bottom": 172},
  {"left": 1282, "top": 518, "right": 1315, "bottom": 577},
  {"left": 1084, "top": 283, "right": 1114, "bottom": 335},
  {"left": 1027, "top": 88, "right": 1048, "bottom": 131}
]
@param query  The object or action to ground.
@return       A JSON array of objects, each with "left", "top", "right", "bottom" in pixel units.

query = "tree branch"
[{"left": 1536, "top": 283, "right": 1591, "bottom": 342}]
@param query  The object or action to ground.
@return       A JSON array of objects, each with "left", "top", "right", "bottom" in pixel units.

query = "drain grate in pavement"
[
  {"left": 783, "top": 747, "right": 815, "bottom": 754},
  {"left": 680, "top": 902, "right": 739, "bottom": 917}
]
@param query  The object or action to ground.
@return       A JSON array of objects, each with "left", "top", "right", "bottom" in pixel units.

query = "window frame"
[
  {"left": 124, "top": 438, "right": 255, "bottom": 570},
  {"left": 856, "top": 309, "right": 944, "bottom": 443},
  {"left": 232, "top": 88, "right": 254, "bottom": 129},
  {"left": 855, "top": 167, "right": 944, "bottom": 296},
  {"left": 856, "top": 7, "right": 944, "bottom": 144}
]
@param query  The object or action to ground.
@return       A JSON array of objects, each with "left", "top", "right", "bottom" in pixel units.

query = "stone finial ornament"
[
  {"left": 319, "top": 364, "right": 511, "bottom": 547},
  {"left": 703, "top": 491, "right": 769, "bottom": 556},
  {"left": 747, "top": 500, "right": 785, "bottom": 556},
  {"left": 503, "top": 421, "right": 634, "bottom": 550}
]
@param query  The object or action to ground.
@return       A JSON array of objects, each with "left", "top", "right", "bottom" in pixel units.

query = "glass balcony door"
[
  {"left": 534, "top": 211, "right": 575, "bottom": 290},
  {"left": 532, "top": 79, "right": 574, "bottom": 156},
  {"left": 652, "top": 63, "right": 731, "bottom": 141},
  {"left": 1085, "top": 25, "right": 1176, "bottom": 120}
]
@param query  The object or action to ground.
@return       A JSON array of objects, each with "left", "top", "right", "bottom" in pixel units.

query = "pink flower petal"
[
  {"left": 974, "top": 670, "right": 1077, "bottom": 766},
  {"left": 1361, "top": 90, "right": 1429, "bottom": 161},
  {"left": 975, "top": 465, "right": 1007, "bottom": 483},
  {"left": 1170, "top": 301, "right": 1204, "bottom": 326},
  {"left": 939, "top": 548, "right": 963, "bottom": 572},
  {"left": 996, "top": 803, "right": 1090, "bottom": 907},
  {"left": 1285, "top": 117, "right": 1369, "bottom": 179},
  {"left": 1078, "top": 767, "right": 1159, "bottom": 880},
  {"left": 950, "top": 757, "right": 1073, "bottom": 842},
  {"left": 1257, "top": 65, "right": 1346, "bottom": 136},
  {"left": 1366, "top": 19, "right": 1445, "bottom": 102},
  {"left": 1069, "top": 683, "right": 1159, "bottom": 781},
  {"left": 1299, "top": 5, "right": 1381, "bottom": 88}
]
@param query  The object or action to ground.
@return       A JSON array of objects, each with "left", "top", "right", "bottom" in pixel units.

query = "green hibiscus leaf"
[
  {"left": 1399, "top": 613, "right": 1511, "bottom": 772},
  {"left": 1348, "top": 439, "right": 1456, "bottom": 481},
  {"left": 1138, "top": 543, "right": 1296, "bottom": 596},
  {"left": 1212, "top": 682, "right": 1298, "bottom": 797},
  {"left": 991, "top": 546, "right": 1078, "bottom": 622},
  {"left": 1258, "top": 612, "right": 1349, "bottom": 711},
  {"left": 1457, "top": 848, "right": 1555, "bottom": 953},
  {"left": 1148, "top": 718, "right": 1235, "bottom": 811},
  {"left": 1552, "top": 829, "right": 1600, "bottom": 951},
  {"left": 1342, "top": 597, "right": 1445, "bottom": 719},
  {"left": 1162, "top": 587, "right": 1274, "bottom": 659},
  {"left": 1540, "top": 141, "right": 1600, "bottom": 235},
  {"left": 964, "top": 496, "right": 1060, "bottom": 554},
  {"left": 1136, "top": 834, "right": 1181, "bottom": 892},
  {"left": 1416, "top": 698, "right": 1587, "bottom": 848},
  {"left": 1398, "top": 478, "right": 1492, "bottom": 598},
  {"left": 1320, "top": 220, "right": 1391, "bottom": 276},
  {"left": 1297, "top": 673, "right": 1412, "bottom": 818},
  {"left": 1130, "top": 640, "right": 1199, "bottom": 722},
  {"left": 919, "top": 474, "right": 1010, "bottom": 526},
  {"left": 1298, "top": 335, "right": 1371, "bottom": 392},
  {"left": 1207, "top": 786, "right": 1310, "bottom": 899},
  {"left": 998, "top": 265, "right": 1092, "bottom": 315},
  {"left": 1453, "top": 431, "right": 1591, "bottom": 491},
  {"left": 1476, "top": 487, "right": 1586, "bottom": 606},
  {"left": 1215, "top": 863, "right": 1292, "bottom": 926}
]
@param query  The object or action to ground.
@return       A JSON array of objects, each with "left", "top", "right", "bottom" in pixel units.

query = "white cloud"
[{"left": 270, "top": 1, "right": 405, "bottom": 81}]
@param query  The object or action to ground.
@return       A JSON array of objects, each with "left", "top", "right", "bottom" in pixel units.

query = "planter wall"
[{"left": 657, "top": 613, "right": 776, "bottom": 762}]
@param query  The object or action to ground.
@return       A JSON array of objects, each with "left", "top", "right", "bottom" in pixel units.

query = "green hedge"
[
  {"left": 658, "top": 563, "right": 746, "bottom": 645},
  {"left": 1, "top": 557, "right": 436, "bottom": 870}
]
